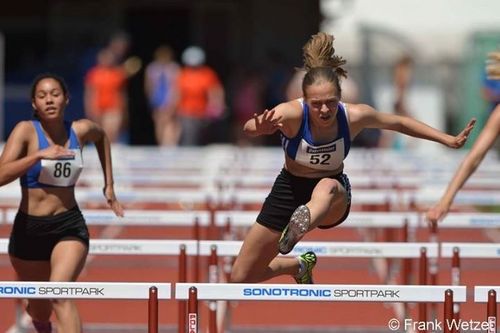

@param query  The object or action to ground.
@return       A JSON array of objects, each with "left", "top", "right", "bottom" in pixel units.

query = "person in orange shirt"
[
  {"left": 84, "top": 49, "right": 127, "bottom": 143},
  {"left": 177, "top": 46, "right": 225, "bottom": 145}
]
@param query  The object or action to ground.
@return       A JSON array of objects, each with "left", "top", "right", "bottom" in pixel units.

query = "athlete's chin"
[{"left": 317, "top": 118, "right": 334, "bottom": 126}]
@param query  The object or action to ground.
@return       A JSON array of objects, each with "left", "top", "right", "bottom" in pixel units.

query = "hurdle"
[
  {"left": 0, "top": 238, "right": 196, "bottom": 331},
  {"left": 214, "top": 210, "right": 419, "bottom": 248},
  {"left": 474, "top": 286, "right": 498, "bottom": 333},
  {"left": 196, "top": 240, "right": 438, "bottom": 331},
  {"left": 175, "top": 283, "right": 466, "bottom": 333},
  {"left": 441, "top": 243, "right": 500, "bottom": 326},
  {"left": 0, "top": 281, "right": 170, "bottom": 333},
  {"left": 416, "top": 213, "right": 500, "bottom": 310},
  {"left": 214, "top": 210, "right": 421, "bottom": 284}
]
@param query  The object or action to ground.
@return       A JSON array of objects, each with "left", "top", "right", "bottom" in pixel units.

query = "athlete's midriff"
[
  {"left": 284, "top": 155, "right": 344, "bottom": 178},
  {"left": 19, "top": 187, "right": 77, "bottom": 216}
]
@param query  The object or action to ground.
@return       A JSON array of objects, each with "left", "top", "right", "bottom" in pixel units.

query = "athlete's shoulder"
[
  {"left": 71, "top": 118, "right": 100, "bottom": 137},
  {"left": 342, "top": 103, "right": 375, "bottom": 121},
  {"left": 11, "top": 120, "right": 35, "bottom": 137},
  {"left": 275, "top": 99, "right": 303, "bottom": 117}
]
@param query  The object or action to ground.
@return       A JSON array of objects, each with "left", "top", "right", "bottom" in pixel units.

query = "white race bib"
[
  {"left": 38, "top": 149, "right": 83, "bottom": 186},
  {"left": 294, "top": 138, "right": 345, "bottom": 171}
]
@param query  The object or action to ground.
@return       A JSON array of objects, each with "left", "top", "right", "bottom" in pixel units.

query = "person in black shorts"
[
  {"left": 0, "top": 73, "right": 124, "bottom": 333},
  {"left": 230, "top": 32, "right": 476, "bottom": 285}
]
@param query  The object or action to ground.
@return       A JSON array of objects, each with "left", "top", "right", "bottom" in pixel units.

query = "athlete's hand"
[
  {"left": 39, "top": 145, "right": 75, "bottom": 160},
  {"left": 426, "top": 202, "right": 449, "bottom": 224},
  {"left": 103, "top": 185, "right": 124, "bottom": 217},
  {"left": 253, "top": 109, "right": 283, "bottom": 135},
  {"left": 447, "top": 118, "right": 476, "bottom": 148}
]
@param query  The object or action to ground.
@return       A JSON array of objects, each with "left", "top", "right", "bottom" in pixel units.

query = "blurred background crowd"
[{"left": 0, "top": 0, "right": 499, "bottom": 150}]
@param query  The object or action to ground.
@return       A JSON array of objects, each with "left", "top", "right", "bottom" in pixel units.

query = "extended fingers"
[{"left": 464, "top": 118, "right": 476, "bottom": 133}]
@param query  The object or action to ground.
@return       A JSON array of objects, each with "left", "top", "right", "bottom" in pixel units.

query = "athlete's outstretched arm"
[
  {"left": 243, "top": 101, "right": 301, "bottom": 137},
  {"left": 427, "top": 104, "right": 500, "bottom": 223},
  {"left": 349, "top": 103, "right": 476, "bottom": 148}
]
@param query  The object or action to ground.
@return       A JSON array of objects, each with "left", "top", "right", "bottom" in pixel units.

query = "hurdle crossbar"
[
  {"left": 175, "top": 283, "right": 466, "bottom": 302},
  {"left": 214, "top": 211, "right": 419, "bottom": 228},
  {"left": 0, "top": 238, "right": 198, "bottom": 256},
  {"left": 0, "top": 281, "right": 170, "bottom": 299},
  {"left": 441, "top": 243, "right": 500, "bottom": 258},
  {"left": 437, "top": 213, "right": 500, "bottom": 228},
  {"left": 197, "top": 240, "right": 439, "bottom": 258},
  {"left": 1, "top": 209, "right": 211, "bottom": 226},
  {"left": 475, "top": 287, "right": 500, "bottom": 302}
]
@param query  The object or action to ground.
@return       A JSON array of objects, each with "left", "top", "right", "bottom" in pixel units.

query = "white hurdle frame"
[
  {"left": 0, "top": 281, "right": 170, "bottom": 333},
  {"left": 176, "top": 283, "right": 466, "bottom": 333},
  {"left": 0, "top": 238, "right": 196, "bottom": 332},
  {"left": 440, "top": 243, "right": 500, "bottom": 326}
]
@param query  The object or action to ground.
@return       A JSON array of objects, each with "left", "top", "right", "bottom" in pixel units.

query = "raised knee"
[
  {"left": 315, "top": 178, "right": 340, "bottom": 196},
  {"left": 230, "top": 267, "right": 249, "bottom": 283}
]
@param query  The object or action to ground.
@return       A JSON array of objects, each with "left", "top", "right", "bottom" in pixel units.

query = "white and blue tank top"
[
  {"left": 20, "top": 120, "right": 83, "bottom": 188},
  {"left": 281, "top": 100, "right": 351, "bottom": 171}
]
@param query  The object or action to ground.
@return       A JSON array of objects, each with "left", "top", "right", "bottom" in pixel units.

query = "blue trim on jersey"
[
  {"left": 281, "top": 102, "right": 351, "bottom": 160},
  {"left": 20, "top": 120, "right": 81, "bottom": 188}
]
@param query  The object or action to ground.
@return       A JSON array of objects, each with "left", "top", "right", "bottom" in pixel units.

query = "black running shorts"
[
  {"left": 256, "top": 168, "right": 352, "bottom": 232},
  {"left": 8, "top": 206, "right": 89, "bottom": 261}
]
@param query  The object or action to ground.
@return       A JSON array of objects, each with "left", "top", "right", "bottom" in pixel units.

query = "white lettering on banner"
[
  {"left": 38, "top": 287, "right": 104, "bottom": 296},
  {"left": 90, "top": 244, "right": 142, "bottom": 253},
  {"left": 333, "top": 289, "right": 400, "bottom": 298}
]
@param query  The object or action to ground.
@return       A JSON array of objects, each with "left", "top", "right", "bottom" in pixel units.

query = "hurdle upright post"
[
  {"left": 194, "top": 217, "right": 200, "bottom": 283},
  {"left": 223, "top": 217, "right": 235, "bottom": 282},
  {"left": 428, "top": 221, "right": 439, "bottom": 322},
  {"left": 402, "top": 218, "right": 412, "bottom": 320},
  {"left": 179, "top": 245, "right": 187, "bottom": 333},
  {"left": 487, "top": 289, "right": 497, "bottom": 333},
  {"left": 208, "top": 245, "right": 219, "bottom": 333},
  {"left": 444, "top": 289, "right": 454, "bottom": 333},
  {"left": 451, "top": 247, "right": 461, "bottom": 325},
  {"left": 148, "top": 286, "right": 158, "bottom": 333},
  {"left": 188, "top": 287, "right": 198, "bottom": 333},
  {"left": 418, "top": 247, "right": 428, "bottom": 332}
]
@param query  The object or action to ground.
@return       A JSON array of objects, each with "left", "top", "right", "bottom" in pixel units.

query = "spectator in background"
[
  {"left": 393, "top": 55, "right": 414, "bottom": 118},
  {"left": 177, "top": 46, "right": 225, "bottom": 146},
  {"left": 482, "top": 52, "right": 500, "bottom": 114},
  {"left": 84, "top": 49, "right": 127, "bottom": 143},
  {"left": 144, "top": 45, "right": 181, "bottom": 145},
  {"left": 107, "top": 31, "right": 132, "bottom": 67},
  {"left": 380, "top": 55, "right": 415, "bottom": 149},
  {"left": 231, "top": 66, "right": 266, "bottom": 146}
]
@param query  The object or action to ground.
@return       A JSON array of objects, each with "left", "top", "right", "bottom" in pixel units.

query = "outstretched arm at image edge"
[{"left": 427, "top": 105, "right": 500, "bottom": 222}]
